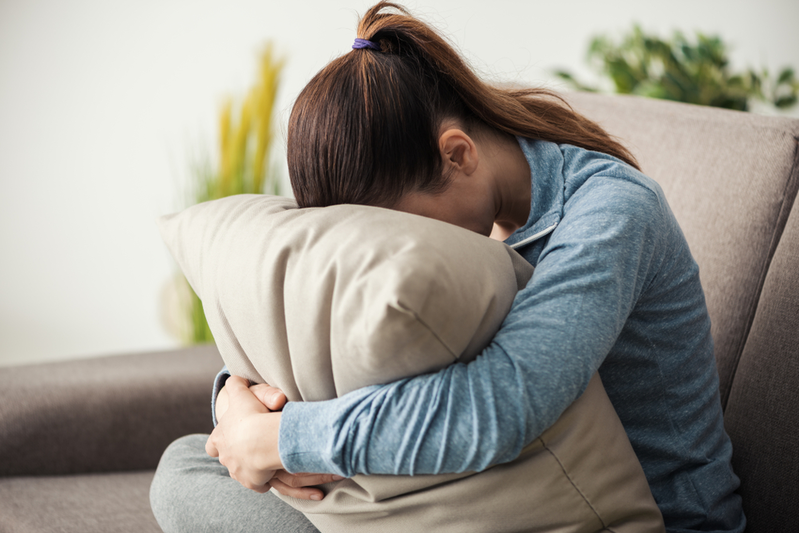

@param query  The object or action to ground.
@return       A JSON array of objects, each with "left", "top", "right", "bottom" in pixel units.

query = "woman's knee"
[
  {"left": 156, "top": 433, "right": 211, "bottom": 467},
  {"left": 150, "top": 434, "right": 216, "bottom": 533},
  {"left": 150, "top": 434, "right": 319, "bottom": 533}
]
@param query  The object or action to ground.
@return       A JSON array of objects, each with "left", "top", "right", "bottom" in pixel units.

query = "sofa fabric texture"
[
  {"left": 0, "top": 471, "right": 160, "bottom": 533},
  {"left": 0, "top": 345, "right": 222, "bottom": 477},
  {"left": 1, "top": 93, "right": 797, "bottom": 533},
  {"left": 0, "top": 346, "right": 223, "bottom": 532},
  {"left": 723, "top": 187, "right": 799, "bottom": 532}
]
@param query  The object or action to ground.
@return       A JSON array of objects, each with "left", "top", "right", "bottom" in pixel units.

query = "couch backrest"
[
  {"left": 724, "top": 191, "right": 799, "bottom": 532},
  {"left": 567, "top": 92, "right": 799, "bottom": 533},
  {"left": 0, "top": 345, "right": 223, "bottom": 476},
  {"left": 567, "top": 92, "right": 799, "bottom": 409}
]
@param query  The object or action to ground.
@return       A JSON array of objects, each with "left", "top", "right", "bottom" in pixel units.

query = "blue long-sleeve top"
[{"left": 216, "top": 138, "right": 745, "bottom": 533}]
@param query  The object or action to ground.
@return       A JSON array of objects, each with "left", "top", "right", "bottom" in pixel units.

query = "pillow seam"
[{"left": 394, "top": 300, "right": 459, "bottom": 362}]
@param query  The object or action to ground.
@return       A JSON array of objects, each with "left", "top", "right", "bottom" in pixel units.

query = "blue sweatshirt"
[{"left": 219, "top": 138, "right": 745, "bottom": 533}]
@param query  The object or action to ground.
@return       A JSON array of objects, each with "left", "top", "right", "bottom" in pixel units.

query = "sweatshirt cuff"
[
  {"left": 211, "top": 366, "right": 231, "bottom": 427},
  {"left": 279, "top": 400, "right": 346, "bottom": 476}
]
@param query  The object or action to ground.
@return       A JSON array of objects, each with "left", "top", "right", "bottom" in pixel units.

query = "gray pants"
[{"left": 150, "top": 434, "right": 320, "bottom": 533}]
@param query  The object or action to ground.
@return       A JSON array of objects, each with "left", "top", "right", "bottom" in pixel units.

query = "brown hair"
[{"left": 288, "top": 1, "right": 639, "bottom": 208}]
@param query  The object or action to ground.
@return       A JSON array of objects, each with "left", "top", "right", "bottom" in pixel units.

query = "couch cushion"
[
  {"left": 0, "top": 471, "right": 159, "bottom": 533},
  {"left": 567, "top": 92, "right": 799, "bottom": 407},
  {"left": 0, "top": 345, "right": 222, "bottom": 476},
  {"left": 724, "top": 193, "right": 799, "bottom": 533}
]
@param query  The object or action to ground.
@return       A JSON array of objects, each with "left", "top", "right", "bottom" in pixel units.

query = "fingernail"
[
  {"left": 271, "top": 392, "right": 283, "bottom": 403},
  {"left": 332, "top": 475, "right": 344, "bottom": 481},
  {"left": 310, "top": 493, "right": 322, "bottom": 501}
]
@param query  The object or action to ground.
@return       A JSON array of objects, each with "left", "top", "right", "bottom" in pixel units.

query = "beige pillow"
[
  {"left": 159, "top": 194, "right": 664, "bottom": 533},
  {"left": 158, "top": 194, "right": 531, "bottom": 399}
]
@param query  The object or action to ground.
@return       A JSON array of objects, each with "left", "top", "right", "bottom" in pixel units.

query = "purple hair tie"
[{"left": 352, "top": 38, "right": 380, "bottom": 51}]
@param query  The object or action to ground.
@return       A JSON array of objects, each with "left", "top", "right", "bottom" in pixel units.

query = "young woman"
[{"left": 154, "top": 3, "right": 745, "bottom": 532}]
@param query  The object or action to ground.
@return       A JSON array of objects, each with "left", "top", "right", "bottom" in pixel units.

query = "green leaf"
[
  {"left": 775, "top": 95, "right": 798, "bottom": 109},
  {"left": 777, "top": 67, "right": 795, "bottom": 85},
  {"left": 560, "top": 24, "right": 797, "bottom": 112}
]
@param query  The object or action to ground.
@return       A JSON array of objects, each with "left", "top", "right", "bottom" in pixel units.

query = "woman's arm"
[
  {"left": 272, "top": 175, "right": 672, "bottom": 477},
  {"left": 214, "top": 172, "right": 672, "bottom": 480}
]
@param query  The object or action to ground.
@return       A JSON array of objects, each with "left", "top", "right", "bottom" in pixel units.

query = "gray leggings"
[{"left": 150, "top": 434, "right": 320, "bottom": 533}]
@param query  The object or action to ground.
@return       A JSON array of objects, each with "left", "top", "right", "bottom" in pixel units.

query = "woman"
[{"left": 155, "top": 2, "right": 745, "bottom": 532}]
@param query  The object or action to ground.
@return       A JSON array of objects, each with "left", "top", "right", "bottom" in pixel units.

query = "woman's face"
[
  {"left": 390, "top": 185, "right": 496, "bottom": 237},
  {"left": 383, "top": 122, "right": 496, "bottom": 236},
  {"left": 388, "top": 122, "right": 531, "bottom": 239}
]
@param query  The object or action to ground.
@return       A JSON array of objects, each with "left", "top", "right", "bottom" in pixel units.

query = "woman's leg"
[{"left": 150, "top": 434, "right": 319, "bottom": 533}]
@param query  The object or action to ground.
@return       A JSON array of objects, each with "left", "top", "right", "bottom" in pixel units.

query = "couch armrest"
[{"left": 0, "top": 345, "right": 222, "bottom": 476}]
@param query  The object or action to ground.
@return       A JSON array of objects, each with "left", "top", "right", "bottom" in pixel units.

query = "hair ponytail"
[{"left": 288, "top": 1, "right": 639, "bottom": 208}]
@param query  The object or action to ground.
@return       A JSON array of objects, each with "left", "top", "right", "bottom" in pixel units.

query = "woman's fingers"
[
  {"left": 246, "top": 482, "right": 273, "bottom": 494},
  {"left": 268, "top": 477, "right": 324, "bottom": 501},
  {"left": 249, "top": 383, "right": 288, "bottom": 411},
  {"left": 274, "top": 470, "right": 344, "bottom": 488},
  {"left": 267, "top": 478, "right": 322, "bottom": 501},
  {"left": 224, "top": 375, "right": 250, "bottom": 395},
  {"left": 205, "top": 434, "right": 219, "bottom": 457},
  {"left": 267, "top": 471, "right": 345, "bottom": 501},
  {"left": 214, "top": 386, "right": 230, "bottom": 420}
]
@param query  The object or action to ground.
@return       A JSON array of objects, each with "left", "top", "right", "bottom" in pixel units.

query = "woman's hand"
[
  {"left": 206, "top": 376, "right": 283, "bottom": 493},
  {"left": 209, "top": 377, "right": 345, "bottom": 498}
]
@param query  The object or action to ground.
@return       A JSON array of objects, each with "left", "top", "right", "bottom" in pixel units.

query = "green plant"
[
  {"left": 170, "top": 44, "right": 285, "bottom": 345},
  {"left": 554, "top": 26, "right": 798, "bottom": 111}
]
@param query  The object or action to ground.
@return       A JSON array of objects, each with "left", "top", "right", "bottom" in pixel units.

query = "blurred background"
[{"left": 2, "top": 0, "right": 798, "bottom": 366}]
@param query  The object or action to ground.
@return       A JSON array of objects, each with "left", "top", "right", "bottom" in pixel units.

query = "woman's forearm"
[
  {"left": 278, "top": 347, "right": 557, "bottom": 477},
  {"left": 278, "top": 175, "right": 668, "bottom": 478}
]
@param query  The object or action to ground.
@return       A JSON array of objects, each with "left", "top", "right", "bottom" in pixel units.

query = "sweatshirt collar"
[{"left": 503, "top": 137, "right": 565, "bottom": 249}]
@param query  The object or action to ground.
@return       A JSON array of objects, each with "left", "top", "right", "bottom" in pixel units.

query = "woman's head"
[
  {"left": 288, "top": 2, "right": 470, "bottom": 209},
  {"left": 287, "top": 1, "right": 639, "bottom": 209}
]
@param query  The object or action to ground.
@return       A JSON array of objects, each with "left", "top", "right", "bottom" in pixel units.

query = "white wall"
[{"left": 1, "top": 0, "right": 797, "bottom": 366}]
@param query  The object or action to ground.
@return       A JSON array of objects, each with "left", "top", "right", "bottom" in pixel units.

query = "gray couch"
[{"left": 1, "top": 92, "right": 797, "bottom": 532}]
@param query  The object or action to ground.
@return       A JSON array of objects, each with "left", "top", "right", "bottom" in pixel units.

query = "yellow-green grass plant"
[{"left": 169, "top": 44, "right": 285, "bottom": 345}]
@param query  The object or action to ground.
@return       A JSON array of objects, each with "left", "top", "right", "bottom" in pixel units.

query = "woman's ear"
[{"left": 439, "top": 128, "right": 479, "bottom": 176}]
